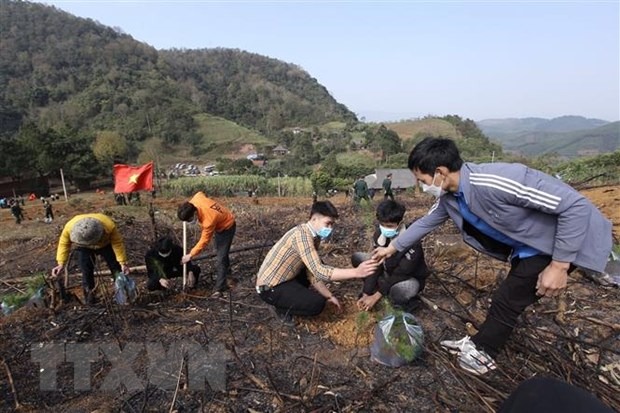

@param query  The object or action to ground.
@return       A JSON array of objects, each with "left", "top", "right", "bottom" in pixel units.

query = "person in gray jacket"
[{"left": 373, "top": 137, "right": 612, "bottom": 375}]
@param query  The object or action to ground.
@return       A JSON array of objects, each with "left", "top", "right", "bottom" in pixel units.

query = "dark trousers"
[
  {"left": 76, "top": 244, "right": 122, "bottom": 291},
  {"left": 258, "top": 269, "right": 326, "bottom": 316},
  {"left": 498, "top": 377, "right": 614, "bottom": 413},
  {"left": 383, "top": 192, "right": 394, "bottom": 201},
  {"left": 214, "top": 222, "right": 236, "bottom": 292},
  {"left": 472, "top": 255, "right": 573, "bottom": 358}
]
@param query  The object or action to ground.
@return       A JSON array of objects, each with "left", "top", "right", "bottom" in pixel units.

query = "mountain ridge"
[
  {"left": 0, "top": 0, "right": 355, "bottom": 143},
  {"left": 478, "top": 117, "right": 619, "bottom": 157}
]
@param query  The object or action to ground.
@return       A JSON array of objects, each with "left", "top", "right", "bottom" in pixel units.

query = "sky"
[{"left": 34, "top": 0, "right": 620, "bottom": 122}]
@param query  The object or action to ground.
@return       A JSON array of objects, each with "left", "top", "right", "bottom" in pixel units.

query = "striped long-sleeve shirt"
[{"left": 256, "top": 224, "right": 334, "bottom": 287}]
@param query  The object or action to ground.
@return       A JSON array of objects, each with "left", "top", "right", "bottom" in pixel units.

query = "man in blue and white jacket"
[{"left": 373, "top": 137, "right": 612, "bottom": 375}]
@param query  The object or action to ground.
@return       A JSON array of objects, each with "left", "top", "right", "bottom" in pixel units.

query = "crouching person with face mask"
[
  {"left": 256, "top": 201, "right": 380, "bottom": 325},
  {"left": 145, "top": 236, "right": 201, "bottom": 291},
  {"left": 353, "top": 200, "right": 429, "bottom": 312}
]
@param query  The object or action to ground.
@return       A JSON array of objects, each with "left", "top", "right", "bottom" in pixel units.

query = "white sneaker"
[
  {"left": 440, "top": 336, "right": 497, "bottom": 375},
  {"left": 440, "top": 335, "right": 472, "bottom": 354}
]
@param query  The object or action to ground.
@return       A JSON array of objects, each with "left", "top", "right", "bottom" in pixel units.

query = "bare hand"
[
  {"left": 356, "top": 259, "right": 380, "bottom": 278},
  {"left": 327, "top": 296, "right": 342, "bottom": 312},
  {"left": 121, "top": 264, "right": 131, "bottom": 274},
  {"left": 536, "top": 261, "right": 569, "bottom": 297},
  {"left": 357, "top": 292, "right": 381, "bottom": 311},
  {"left": 372, "top": 245, "right": 396, "bottom": 262},
  {"left": 51, "top": 264, "right": 64, "bottom": 278},
  {"left": 181, "top": 254, "right": 192, "bottom": 264},
  {"left": 356, "top": 293, "right": 370, "bottom": 310},
  {"left": 159, "top": 278, "right": 171, "bottom": 289}
]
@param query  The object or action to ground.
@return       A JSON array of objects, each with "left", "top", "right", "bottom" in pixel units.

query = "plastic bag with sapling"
[
  {"left": 1, "top": 274, "right": 47, "bottom": 315},
  {"left": 114, "top": 272, "right": 137, "bottom": 305},
  {"left": 582, "top": 244, "right": 620, "bottom": 287},
  {"left": 370, "top": 310, "right": 424, "bottom": 367}
]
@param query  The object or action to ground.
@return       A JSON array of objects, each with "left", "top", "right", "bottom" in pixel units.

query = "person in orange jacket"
[{"left": 177, "top": 191, "right": 236, "bottom": 297}]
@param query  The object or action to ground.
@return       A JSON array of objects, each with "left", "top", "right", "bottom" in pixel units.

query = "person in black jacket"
[
  {"left": 145, "top": 236, "right": 201, "bottom": 291},
  {"left": 353, "top": 200, "right": 428, "bottom": 312}
]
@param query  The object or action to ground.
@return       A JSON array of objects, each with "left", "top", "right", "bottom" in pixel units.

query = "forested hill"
[
  {"left": 0, "top": 0, "right": 355, "bottom": 144},
  {"left": 158, "top": 49, "right": 355, "bottom": 131}
]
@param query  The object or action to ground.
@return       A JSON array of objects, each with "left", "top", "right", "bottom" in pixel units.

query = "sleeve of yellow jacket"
[
  {"left": 56, "top": 220, "right": 74, "bottom": 265},
  {"left": 107, "top": 220, "right": 128, "bottom": 265}
]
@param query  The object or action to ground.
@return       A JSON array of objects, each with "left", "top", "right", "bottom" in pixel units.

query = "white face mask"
[
  {"left": 158, "top": 250, "right": 172, "bottom": 258},
  {"left": 421, "top": 173, "right": 445, "bottom": 198}
]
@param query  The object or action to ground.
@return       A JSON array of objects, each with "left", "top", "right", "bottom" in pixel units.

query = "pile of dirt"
[{"left": 301, "top": 296, "right": 378, "bottom": 349}]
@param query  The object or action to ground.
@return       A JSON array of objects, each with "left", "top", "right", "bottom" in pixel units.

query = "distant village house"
[{"left": 272, "top": 145, "right": 289, "bottom": 156}]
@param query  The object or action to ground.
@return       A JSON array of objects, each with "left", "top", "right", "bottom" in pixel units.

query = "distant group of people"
[
  {"left": 47, "top": 137, "right": 612, "bottom": 385},
  {"left": 114, "top": 192, "right": 142, "bottom": 206},
  {"left": 3, "top": 194, "right": 59, "bottom": 224},
  {"left": 352, "top": 172, "right": 397, "bottom": 205}
]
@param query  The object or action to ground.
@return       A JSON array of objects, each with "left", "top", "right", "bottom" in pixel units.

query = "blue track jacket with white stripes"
[{"left": 394, "top": 162, "right": 612, "bottom": 273}]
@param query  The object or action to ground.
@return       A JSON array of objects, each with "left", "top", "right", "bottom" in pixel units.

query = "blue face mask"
[
  {"left": 317, "top": 227, "right": 332, "bottom": 239},
  {"left": 379, "top": 225, "right": 399, "bottom": 239}
]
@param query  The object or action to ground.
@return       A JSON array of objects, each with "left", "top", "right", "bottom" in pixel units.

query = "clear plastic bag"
[
  {"left": 370, "top": 312, "right": 424, "bottom": 367},
  {"left": 582, "top": 244, "right": 620, "bottom": 287},
  {"left": 1, "top": 287, "right": 45, "bottom": 315},
  {"left": 114, "top": 272, "right": 137, "bottom": 305}
]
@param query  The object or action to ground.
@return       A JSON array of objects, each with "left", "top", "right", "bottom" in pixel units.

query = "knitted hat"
[{"left": 70, "top": 217, "right": 104, "bottom": 246}]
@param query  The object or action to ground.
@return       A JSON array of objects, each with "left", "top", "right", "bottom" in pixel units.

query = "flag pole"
[
  {"left": 182, "top": 221, "right": 187, "bottom": 291},
  {"left": 60, "top": 168, "right": 68, "bottom": 202}
]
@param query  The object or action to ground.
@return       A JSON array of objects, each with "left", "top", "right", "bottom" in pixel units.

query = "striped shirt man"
[
  {"left": 256, "top": 223, "right": 334, "bottom": 288},
  {"left": 256, "top": 201, "right": 379, "bottom": 322}
]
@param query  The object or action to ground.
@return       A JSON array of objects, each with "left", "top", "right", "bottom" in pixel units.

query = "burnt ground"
[{"left": 0, "top": 188, "right": 619, "bottom": 412}]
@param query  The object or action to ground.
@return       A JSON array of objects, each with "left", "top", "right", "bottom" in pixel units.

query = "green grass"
[
  {"left": 162, "top": 175, "right": 313, "bottom": 197},
  {"left": 384, "top": 118, "right": 460, "bottom": 141},
  {"left": 194, "top": 113, "right": 273, "bottom": 156},
  {"left": 320, "top": 121, "right": 347, "bottom": 132},
  {"left": 336, "top": 152, "right": 376, "bottom": 166}
]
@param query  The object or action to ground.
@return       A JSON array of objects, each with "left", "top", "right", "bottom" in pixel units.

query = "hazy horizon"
[{"left": 34, "top": 1, "right": 620, "bottom": 123}]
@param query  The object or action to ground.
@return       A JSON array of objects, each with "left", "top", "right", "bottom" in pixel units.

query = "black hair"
[
  {"left": 408, "top": 137, "right": 463, "bottom": 175},
  {"left": 376, "top": 200, "right": 406, "bottom": 224},
  {"left": 156, "top": 236, "right": 173, "bottom": 254},
  {"left": 177, "top": 201, "right": 197, "bottom": 221},
  {"left": 310, "top": 200, "right": 339, "bottom": 219}
]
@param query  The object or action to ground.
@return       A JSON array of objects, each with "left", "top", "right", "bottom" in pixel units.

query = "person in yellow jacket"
[
  {"left": 51, "top": 213, "right": 130, "bottom": 304},
  {"left": 178, "top": 191, "right": 236, "bottom": 297}
]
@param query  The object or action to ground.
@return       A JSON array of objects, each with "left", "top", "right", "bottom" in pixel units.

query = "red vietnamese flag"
[{"left": 113, "top": 162, "right": 154, "bottom": 193}]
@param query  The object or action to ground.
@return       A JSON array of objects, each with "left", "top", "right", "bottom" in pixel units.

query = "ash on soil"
[{"left": 1, "top": 190, "right": 619, "bottom": 412}]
